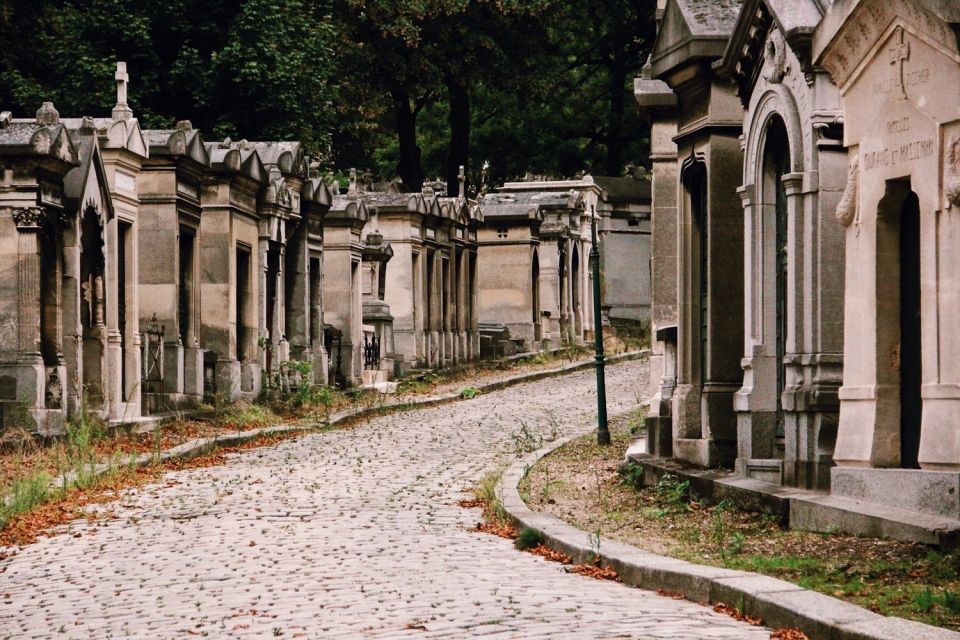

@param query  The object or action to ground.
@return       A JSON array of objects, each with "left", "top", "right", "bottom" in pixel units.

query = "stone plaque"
[
  {"left": 0, "top": 375, "right": 17, "bottom": 400},
  {"left": 115, "top": 171, "right": 137, "bottom": 194}
]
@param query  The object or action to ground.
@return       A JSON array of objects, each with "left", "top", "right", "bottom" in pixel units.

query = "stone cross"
[
  {"left": 112, "top": 61, "right": 133, "bottom": 120},
  {"left": 889, "top": 27, "right": 910, "bottom": 96}
]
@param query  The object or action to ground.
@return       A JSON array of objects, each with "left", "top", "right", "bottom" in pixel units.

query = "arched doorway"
[
  {"left": 762, "top": 116, "right": 790, "bottom": 439},
  {"left": 875, "top": 180, "right": 922, "bottom": 468}
]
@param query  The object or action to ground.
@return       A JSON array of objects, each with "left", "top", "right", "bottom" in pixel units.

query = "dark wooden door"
[{"left": 900, "top": 192, "right": 922, "bottom": 468}]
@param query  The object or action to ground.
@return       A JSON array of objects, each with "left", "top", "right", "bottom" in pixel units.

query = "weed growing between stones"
[{"left": 514, "top": 527, "right": 545, "bottom": 550}]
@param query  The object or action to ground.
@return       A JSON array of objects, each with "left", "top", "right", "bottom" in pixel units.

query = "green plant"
[
  {"left": 654, "top": 473, "right": 690, "bottom": 510},
  {"left": 589, "top": 528, "right": 602, "bottom": 563},
  {"left": 475, "top": 467, "right": 508, "bottom": 523},
  {"left": 915, "top": 589, "right": 936, "bottom": 613},
  {"left": 712, "top": 500, "right": 730, "bottom": 559},
  {"left": 511, "top": 420, "right": 546, "bottom": 454},
  {"left": 459, "top": 386, "right": 479, "bottom": 399},
  {"left": 515, "top": 527, "right": 545, "bottom": 550},
  {"left": 0, "top": 471, "right": 51, "bottom": 530},
  {"left": 618, "top": 461, "right": 645, "bottom": 490},
  {"left": 944, "top": 591, "right": 960, "bottom": 614}
]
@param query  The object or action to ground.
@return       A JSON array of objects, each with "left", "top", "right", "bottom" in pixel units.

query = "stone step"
[{"left": 790, "top": 493, "right": 960, "bottom": 548}]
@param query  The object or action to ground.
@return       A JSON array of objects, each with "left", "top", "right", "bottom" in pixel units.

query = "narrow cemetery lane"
[{"left": 1, "top": 360, "right": 770, "bottom": 639}]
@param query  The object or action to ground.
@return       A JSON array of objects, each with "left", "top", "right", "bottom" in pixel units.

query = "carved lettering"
[
  {"left": 862, "top": 138, "right": 935, "bottom": 171},
  {"left": 873, "top": 68, "right": 929, "bottom": 96}
]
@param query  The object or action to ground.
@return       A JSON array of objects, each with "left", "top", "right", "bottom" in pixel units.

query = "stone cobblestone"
[{"left": 1, "top": 359, "right": 770, "bottom": 639}]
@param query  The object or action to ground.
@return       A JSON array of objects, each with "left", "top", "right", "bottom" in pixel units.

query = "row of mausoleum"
[
  {"left": 0, "top": 63, "right": 653, "bottom": 434},
  {"left": 638, "top": 0, "right": 960, "bottom": 542}
]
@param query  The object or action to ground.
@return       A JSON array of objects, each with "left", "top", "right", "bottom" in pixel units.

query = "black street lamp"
[{"left": 590, "top": 206, "right": 610, "bottom": 446}]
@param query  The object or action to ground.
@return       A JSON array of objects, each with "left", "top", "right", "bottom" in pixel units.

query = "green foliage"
[
  {"left": 0, "top": 0, "right": 655, "bottom": 182},
  {"left": 710, "top": 500, "right": 744, "bottom": 561},
  {"left": 459, "top": 386, "right": 479, "bottom": 399},
  {"left": 514, "top": 527, "right": 545, "bottom": 550},
  {"left": 617, "top": 461, "right": 645, "bottom": 490},
  {"left": 915, "top": 589, "right": 937, "bottom": 613},
  {"left": 0, "top": 472, "right": 50, "bottom": 530},
  {"left": 0, "top": 0, "right": 336, "bottom": 158},
  {"left": 64, "top": 406, "right": 106, "bottom": 489},
  {"left": 654, "top": 473, "right": 690, "bottom": 510}
]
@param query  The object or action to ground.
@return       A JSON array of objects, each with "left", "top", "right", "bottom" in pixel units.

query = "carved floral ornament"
[
  {"left": 12, "top": 207, "right": 47, "bottom": 230},
  {"left": 835, "top": 154, "right": 859, "bottom": 227}
]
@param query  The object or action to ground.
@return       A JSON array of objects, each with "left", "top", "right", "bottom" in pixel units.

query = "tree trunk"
[
  {"left": 605, "top": 47, "right": 627, "bottom": 177},
  {"left": 445, "top": 77, "right": 470, "bottom": 197},
  {"left": 392, "top": 87, "right": 424, "bottom": 192}
]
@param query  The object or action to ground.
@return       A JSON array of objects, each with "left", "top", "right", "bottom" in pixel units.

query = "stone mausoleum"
[{"left": 637, "top": 0, "right": 960, "bottom": 543}]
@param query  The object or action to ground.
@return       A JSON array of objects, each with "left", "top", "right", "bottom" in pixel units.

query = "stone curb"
[
  {"left": 31, "top": 350, "right": 647, "bottom": 505},
  {"left": 497, "top": 435, "right": 960, "bottom": 640}
]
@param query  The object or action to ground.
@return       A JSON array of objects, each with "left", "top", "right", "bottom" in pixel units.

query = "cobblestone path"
[{"left": 1, "top": 359, "right": 770, "bottom": 639}]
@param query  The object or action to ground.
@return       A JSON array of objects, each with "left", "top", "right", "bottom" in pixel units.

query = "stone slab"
[{"left": 832, "top": 467, "right": 960, "bottom": 519}]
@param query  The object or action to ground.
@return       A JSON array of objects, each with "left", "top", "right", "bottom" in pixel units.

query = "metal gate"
[{"left": 363, "top": 334, "right": 381, "bottom": 370}]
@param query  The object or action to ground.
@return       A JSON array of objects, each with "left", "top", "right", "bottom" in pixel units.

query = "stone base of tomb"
[
  {"left": 831, "top": 467, "right": 960, "bottom": 520},
  {"left": 671, "top": 383, "right": 737, "bottom": 468},
  {"left": 628, "top": 451, "right": 960, "bottom": 548},
  {"left": 644, "top": 415, "right": 672, "bottom": 458}
]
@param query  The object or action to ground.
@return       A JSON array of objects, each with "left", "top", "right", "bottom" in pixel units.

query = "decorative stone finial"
[
  {"left": 348, "top": 168, "right": 357, "bottom": 194},
  {"left": 308, "top": 161, "right": 320, "bottom": 179},
  {"left": 0, "top": 111, "right": 10, "bottom": 128},
  {"left": 458, "top": 165, "right": 466, "bottom": 197},
  {"left": 35, "top": 102, "right": 59, "bottom": 125},
  {"left": 112, "top": 61, "right": 133, "bottom": 120},
  {"left": 176, "top": 120, "right": 192, "bottom": 132},
  {"left": 79, "top": 116, "right": 96, "bottom": 133}
]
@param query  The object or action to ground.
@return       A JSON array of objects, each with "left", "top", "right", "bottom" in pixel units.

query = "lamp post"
[{"left": 590, "top": 206, "right": 610, "bottom": 445}]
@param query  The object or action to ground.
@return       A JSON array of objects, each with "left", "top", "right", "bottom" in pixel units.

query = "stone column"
[{"left": 13, "top": 209, "right": 43, "bottom": 358}]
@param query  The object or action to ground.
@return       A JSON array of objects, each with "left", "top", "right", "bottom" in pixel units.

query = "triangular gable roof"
[
  {"left": 249, "top": 141, "right": 307, "bottom": 178},
  {"left": 61, "top": 117, "right": 149, "bottom": 159},
  {"left": 143, "top": 125, "right": 210, "bottom": 166},
  {"left": 0, "top": 120, "right": 79, "bottom": 167},
  {"left": 205, "top": 141, "right": 268, "bottom": 184},
  {"left": 63, "top": 130, "right": 113, "bottom": 220},
  {"left": 651, "top": 0, "right": 743, "bottom": 78},
  {"left": 302, "top": 178, "right": 332, "bottom": 209}
]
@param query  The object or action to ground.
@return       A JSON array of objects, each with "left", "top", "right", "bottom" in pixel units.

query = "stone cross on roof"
[{"left": 112, "top": 61, "right": 133, "bottom": 121}]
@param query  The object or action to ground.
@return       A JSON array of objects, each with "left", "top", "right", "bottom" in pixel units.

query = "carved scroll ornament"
[
  {"left": 836, "top": 154, "right": 859, "bottom": 227},
  {"left": 946, "top": 137, "right": 960, "bottom": 208}
]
